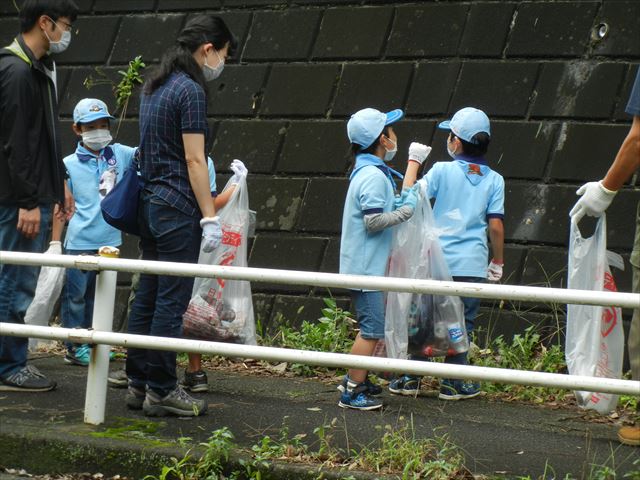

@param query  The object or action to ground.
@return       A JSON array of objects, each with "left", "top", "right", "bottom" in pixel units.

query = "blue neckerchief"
[
  {"left": 454, "top": 153, "right": 487, "bottom": 165},
  {"left": 350, "top": 153, "right": 403, "bottom": 190},
  {"left": 75, "top": 142, "right": 114, "bottom": 163}
]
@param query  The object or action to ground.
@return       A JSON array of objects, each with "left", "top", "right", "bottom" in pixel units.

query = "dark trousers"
[
  {"left": 126, "top": 194, "right": 201, "bottom": 396},
  {"left": 0, "top": 205, "right": 52, "bottom": 377}
]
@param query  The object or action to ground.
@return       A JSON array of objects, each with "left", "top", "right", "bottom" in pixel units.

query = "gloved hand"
[
  {"left": 47, "top": 241, "right": 62, "bottom": 255},
  {"left": 569, "top": 181, "right": 617, "bottom": 223},
  {"left": 230, "top": 159, "right": 248, "bottom": 185},
  {"left": 487, "top": 259, "right": 503, "bottom": 282},
  {"left": 200, "top": 216, "right": 222, "bottom": 252},
  {"left": 396, "top": 185, "right": 419, "bottom": 211},
  {"left": 408, "top": 142, "right": 432, "bottom": 165}
]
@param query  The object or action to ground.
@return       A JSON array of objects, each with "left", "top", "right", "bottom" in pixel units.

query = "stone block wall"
[{"left": 2, "top": 0, "right": 638, "bottom": 338}]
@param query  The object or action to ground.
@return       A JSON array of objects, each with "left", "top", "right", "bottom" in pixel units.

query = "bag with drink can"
[
  {"left": 182, "top": 175, "right": 257, "bottom": 345},
  {"left": 385, "top": 181, "right": 468, "bottom": 359}
]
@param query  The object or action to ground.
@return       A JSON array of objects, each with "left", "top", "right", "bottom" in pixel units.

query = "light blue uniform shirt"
[
  {"left": 421, "top": 155, "right": 504, "bottom": 277},
  {"left": 64, "top": 143, "right": 136, "bottom": 250},
  {"left": 206, "top": 157, "right": 217, "bottom": 196},
  {"left": 340, "top": 153, "right": 400, "bottom": 281}
]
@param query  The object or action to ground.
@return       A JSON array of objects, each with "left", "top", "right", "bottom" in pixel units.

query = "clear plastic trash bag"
[
  {"left": 183, "top": 176, "right": 256, "bottom": 345},
  {"left": 566, "top": 216, "right": 624, "bottom": 414}
]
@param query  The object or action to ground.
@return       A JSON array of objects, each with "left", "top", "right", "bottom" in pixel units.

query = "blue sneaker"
[
  {"left": 438, "top": 379, "right": 480, "bottom": 401},
  {"left": 64, "top": 344, "right": 91, "bottom": 366},
  {"left": 337, "top": 375, "right": 382, "bottom": 396},
  {"left": 338, "top": 382, "right": 383, "bottom": 411},
  {"left": 389, "top": 375, "right": 421, "bottom": 396}
]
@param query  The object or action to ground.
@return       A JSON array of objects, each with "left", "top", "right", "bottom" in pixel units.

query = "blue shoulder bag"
[{"left": 101, "top": 152, "right": 143, "bottom": 236}]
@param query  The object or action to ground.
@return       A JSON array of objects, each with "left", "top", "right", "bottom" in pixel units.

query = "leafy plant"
[
  {"left": 274, "top": 297, "right": 357, "bottom": 376},
  {"left": 84, "top": 55, "right": 146, "bottom": 137}
]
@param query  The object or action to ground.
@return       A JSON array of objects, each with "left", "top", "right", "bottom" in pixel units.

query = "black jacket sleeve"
[{"left": 0, "top": 57, "right": 39, "bottom": 209}]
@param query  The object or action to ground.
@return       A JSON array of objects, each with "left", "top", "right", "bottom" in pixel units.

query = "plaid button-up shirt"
[{"left": 139, "top": 71, "right": 208, "bottom": 217}]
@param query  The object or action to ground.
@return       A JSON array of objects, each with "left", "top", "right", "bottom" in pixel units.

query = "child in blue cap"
[
  {"left": 338, "top": 107, "right": 431, "bottom": 410},
  {"left": 60, "top": 98, "right": 139, "bottom": 366},
  {"left": 392, "top": 106, "right": 505, "bottom": 400}
]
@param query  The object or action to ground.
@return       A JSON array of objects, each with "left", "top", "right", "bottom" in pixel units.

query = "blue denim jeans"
[
  {"left": 61, "top": 249, "right": 98, "bottom": 352},
  {"left": 444, "top": 276, "right": 485, "bottom": 367},
  {"left": 351, "top": 290, "right": 385, "bottom": 339},
  {"left": 0, "top": 205, "right": 52, "bottom": 377},
  {"left": 126, "top": 193, "right": 201, "bottom": 396}
]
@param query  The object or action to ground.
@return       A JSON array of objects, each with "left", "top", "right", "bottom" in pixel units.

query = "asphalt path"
[{"left": 0, "top": 355, "right": 638, "bottom": 478}]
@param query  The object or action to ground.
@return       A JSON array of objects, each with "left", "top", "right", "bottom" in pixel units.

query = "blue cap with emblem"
[
  {"left": 438, "top": 107, "right": 490, "bottom": 144},
  {"left": 347, "top": 108, "right": 404, "bottom": 149},
  {"left": 73, "top": 98, "right": 116, "bottom": 124}
]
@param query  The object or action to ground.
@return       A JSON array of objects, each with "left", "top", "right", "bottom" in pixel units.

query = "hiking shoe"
[
  {"left": 0, "top": 365, "right": 56, "bottom": 392},
  {"left": 64, "top": 344, "right": 91, "bottom": 366},
  {"left": 438, "top": 379, "right": 481, "bottom": 401},
  {"left": 181, "top": 369, "right": 209, "bottom": 393},
  {"left": 389, "top": 375, "right": 421, "bottom": 396},
  {"left": 125, "top": 385, "right": 146, "bottom": 410},
  {"left": 143, "top": 385, "right": 207, "bottom": 417},
  {"left": 618, "top": 425, "right": 640, "bottom": 446},
  {"left": 108, "top": 369, "right": 128, "bottom": 388},
  {"left": 337, "top": 375, "right": 382, "bottom": 396},
  {"left": 338, "top": 381, "right": 383, "bottom": 411}
]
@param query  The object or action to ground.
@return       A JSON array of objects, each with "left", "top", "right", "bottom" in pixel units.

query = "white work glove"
[
  {"left": 200, "top": 216, "right": 222, "bottom": 252},
  {"left": 408, "top": 142, "right": 432, "bottom": 165},
  {"left": 569, "top": 181, "right": 617, "bottom": 223},
  {"left": 230, "top": 159, "right": 248, "bottom": 185},
  {"left": 46, "top": 241, "right": 62, "bottom": 255},
  {"left": 487, "top": 259, "right": 503, "bottom": 282}
]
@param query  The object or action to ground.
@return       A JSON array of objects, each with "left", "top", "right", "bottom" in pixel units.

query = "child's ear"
[{"left": 72, "top": 123, "right": 82, "bottom": 136}]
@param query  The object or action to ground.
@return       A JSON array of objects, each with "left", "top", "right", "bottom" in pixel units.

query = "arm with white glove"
[
  {"left": 569, "top": 115, "right": 640, "bottom": 222},
  {"left": 403, "top": 142, "right": 431, "bottom": 189},
  {"left": 364, "top": 185, "right": 419, "bottom": 233},
  {"left": 200, "top": 216, "right": 222, "bottom": 252},
  {"left": 487, "top": 217, "right": 504, "bottom": 282},
  {"left": 214, "top": 159, "right": 249, "bottom": 210}
]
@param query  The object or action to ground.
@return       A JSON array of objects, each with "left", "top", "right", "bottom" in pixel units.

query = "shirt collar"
[
  {"left": 454, "top": 153, "right": 488, "bottom": 165},
  {"left": 15, "top": 35, "right": 53, "bottom": 71},
  {"left": 76, "top": 142, "right": 114, "bottom": 162},
  {"left": 351, "top": 153, "right": 404, "bottom": 185}
]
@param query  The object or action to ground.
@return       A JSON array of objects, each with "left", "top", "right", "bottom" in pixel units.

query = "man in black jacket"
[{"left": 0, "top": 0, "right": 78, "bottom": 392}]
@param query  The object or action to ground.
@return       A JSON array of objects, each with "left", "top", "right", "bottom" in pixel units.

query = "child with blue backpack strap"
[
  {"left": 60, "top": 98, "right": 138, "bottom": 366},
  {"left": 338, "top": 107, "right": 431, "bottom": 410},
  {"left": 393, "top": 107, "right": 505, "bottom": 400}
]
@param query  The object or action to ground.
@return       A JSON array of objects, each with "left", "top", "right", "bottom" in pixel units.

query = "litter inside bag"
[{"left": 386, "top": 182, "right": 468, "bottom": 360}]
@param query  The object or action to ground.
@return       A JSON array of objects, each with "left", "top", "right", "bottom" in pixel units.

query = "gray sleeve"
[{"left": 363, "top": 206, "right": 414, "bottom": 233}]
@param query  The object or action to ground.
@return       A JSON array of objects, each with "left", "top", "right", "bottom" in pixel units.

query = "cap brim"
[
  {"left": 437, "top": 120, "right": 451, "bottom": 130},
  {"left": 76, "top": 113, "right": 116, "bottom": 124},
  {"left": 384, "top": 109, "right": 404, "bottom": 125}
]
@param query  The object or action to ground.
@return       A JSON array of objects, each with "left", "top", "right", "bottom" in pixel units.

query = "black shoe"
[
  {"left": 181, "top": 369, "right": 209, "bottom": 393},
  {"left": 0, "top": 365, "right": 56, "bottom": 392},
  {"left": 125, "top": 385, "right": 146, "bottom": 410}
]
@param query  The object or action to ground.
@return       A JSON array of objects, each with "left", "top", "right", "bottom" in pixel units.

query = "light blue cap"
[
  {"left": 347, "top": 108, "right": 404, "bottom": 149},
  {"left": 73, "top": 98, "right": 115, "bottom": 124},
  {"left": 438, "top": 107, "right": 490, "bottom": 144}
]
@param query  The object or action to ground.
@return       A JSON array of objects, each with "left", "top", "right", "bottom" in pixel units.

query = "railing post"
[{"left": 84, "top": 246, "right": 119, "bottom": 425}]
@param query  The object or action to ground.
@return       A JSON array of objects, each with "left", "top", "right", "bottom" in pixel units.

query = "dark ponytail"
[{"left": 144, "top": 14, "right": 237, "bottom": 95}]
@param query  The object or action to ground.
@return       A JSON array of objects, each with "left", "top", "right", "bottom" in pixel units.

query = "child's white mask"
[
  {"left": 383, "top": 138, "right": 397, "bottom": 162},
  {"left": 82, "top": 129, "right": 112, "bottom": 151}
]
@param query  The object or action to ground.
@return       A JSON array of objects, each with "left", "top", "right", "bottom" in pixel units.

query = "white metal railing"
[{"left": 0, "top": 250, "right": 639, "bottom": 425}]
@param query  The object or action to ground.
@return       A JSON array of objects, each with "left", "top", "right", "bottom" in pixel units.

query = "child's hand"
[
  {"left": 230, "top": 159, "right": 248, "bottom": 184},
  {"left": 408, "top": 142, "right": 432, "bottom": 165},
  {"left": 46, "top": 241, "right": 62, "bottom": 255},
  {"left": 487, "top": 259, "right": 503, "bottom": 282}
]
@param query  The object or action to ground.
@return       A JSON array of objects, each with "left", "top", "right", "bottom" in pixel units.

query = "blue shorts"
[{"left": 351, "top": 290, "right": 385, "bottom": 340}]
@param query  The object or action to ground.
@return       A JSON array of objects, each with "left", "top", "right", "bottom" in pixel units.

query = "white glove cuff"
[
  {"left": 200, "top": 216, "right": 220, "bottom": 227},
  {"left": 598, "top": 181, "right": 617, "bottom": 197},
  {"left": 50, "top": 241, "right": 62, "bottom": 246}
]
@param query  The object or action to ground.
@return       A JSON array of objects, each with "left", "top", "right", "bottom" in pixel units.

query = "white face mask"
[
  {"left": 82, "top": 129, "right": 112, "bottom": 151},
  {"left": 383, "top": 138, "right": 397, "bottom": 162},
  {"left": 203, "top": 49, "right": 224, "bottom": 82},
  {"left": 44, "top": 19, "right": 71, "bottom": 54},
  {"left": 447, "top": 137, "right": 457, "bottom": 159}
]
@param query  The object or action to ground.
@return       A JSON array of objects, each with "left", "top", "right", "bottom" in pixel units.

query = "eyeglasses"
[{"left": 46, "top": 16, "right": 73, "bottom": 32}]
